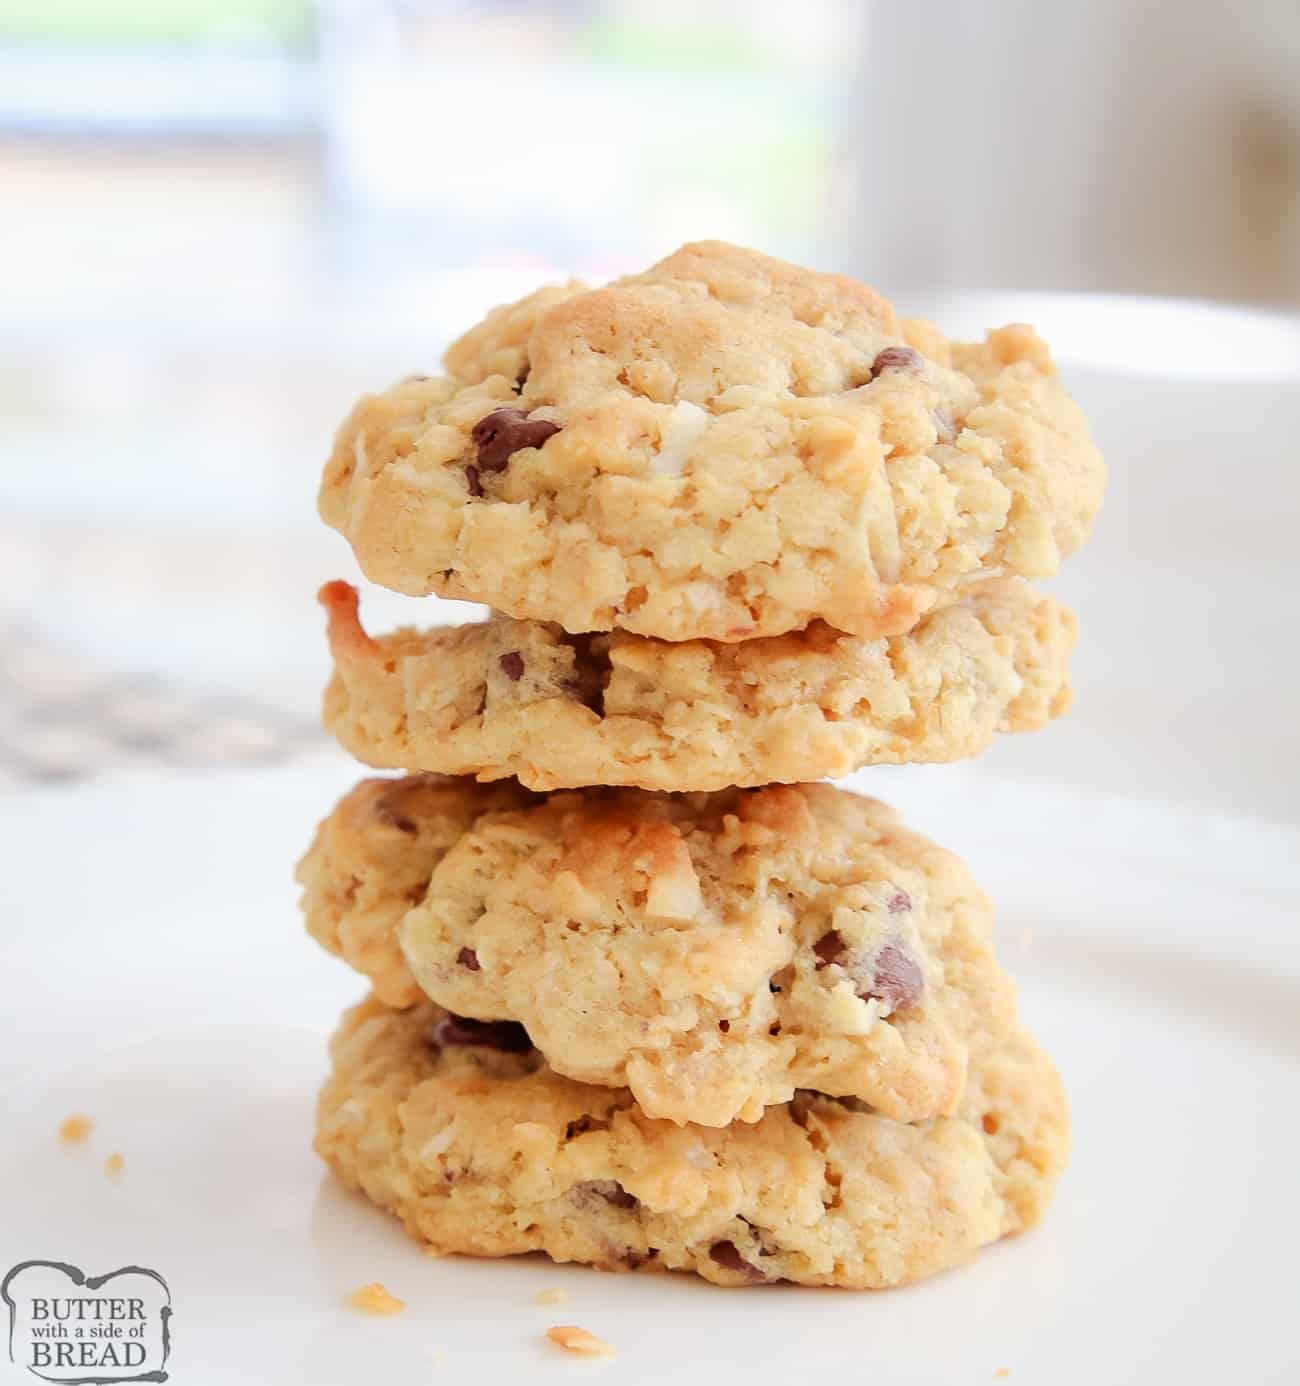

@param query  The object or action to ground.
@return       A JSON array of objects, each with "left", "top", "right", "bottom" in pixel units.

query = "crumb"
[
  {"left": 104, "top": 1153, "right": 124, "bottom": 1177},
  {"left": 995, "top": 1370, "right": 1011, "bottom": 1379},
  {"left": 59, "top": 1114, "right": 94, "bottom": 1144},
  {"left": 533, "top": 1288, "right": 569, "bottom": 1306},
  {"left": 546, "top": 1325, "right": 615, "bottom": 1358},
  {"left": 348, "top": 1282, "right": 406, "bottom": 1315}
]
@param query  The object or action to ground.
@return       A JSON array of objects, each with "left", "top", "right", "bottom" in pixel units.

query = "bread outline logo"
[{"left": 1, "top": 1262, "right": 171, "bottom": 1384}]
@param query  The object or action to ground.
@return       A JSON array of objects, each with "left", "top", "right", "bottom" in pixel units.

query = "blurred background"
[{"left": 2, "top": 0, "right": 1298, "bottom": 818}]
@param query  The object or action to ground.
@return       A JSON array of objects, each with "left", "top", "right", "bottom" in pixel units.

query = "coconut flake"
[{"left": 649, "top": 400, "right": 709, "bottom": 476}]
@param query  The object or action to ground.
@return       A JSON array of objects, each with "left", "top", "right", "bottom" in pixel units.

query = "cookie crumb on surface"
[
  {"left": 58, "top": 1114, "right": 94, "bottom": 1144},
  {"left": 995, "top": 1369, "right": 1012, "bottom": 1378},
  {"left": 546, "top": 1325, "right": 616, "bottom": 1358},
  {"left": 533, "top": 1288, "right": 569, "bottom": 1306},
  {"left": 348, "top": 1282, "right": 406, "bottom": 1315},
  {"left": 104, "top": 1153, "right": 124, "bottom": 1177}
]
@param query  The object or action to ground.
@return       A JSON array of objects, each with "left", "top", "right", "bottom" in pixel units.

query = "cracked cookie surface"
[
  {"left": 315, "top": 996, "right": 1068, "bottom": 1289},
  {"left": 319, "top": 576, "right": 1075, "bottom": 791},
  {"left": 319, "top": 241, "right": 1104, "bottom": 641},
  {"left": 298, "top": 777, "right": 1016, "bottom": 1126}
]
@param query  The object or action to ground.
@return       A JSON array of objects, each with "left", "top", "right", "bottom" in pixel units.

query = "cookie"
[
  {"left": 298, "top": 777, "right": 1016, "bottom": 1127},
  {"left": 318, "top": 576, "right": 1075, "bottom": 792},
  {"left": 316, "top": 996, "right": 1069, "bottom": 1289},
  {"left": 319, "top": 241, "right": 1104, "bottom": 641}
]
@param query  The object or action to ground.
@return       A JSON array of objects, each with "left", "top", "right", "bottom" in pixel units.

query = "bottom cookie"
[{"left": 316, "top": 997, "right": 1069, "bottom": 1289}]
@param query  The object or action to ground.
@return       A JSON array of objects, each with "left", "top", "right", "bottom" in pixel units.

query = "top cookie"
[{"left": 320, "top": 241, "right": 1105, "bottom": 642}]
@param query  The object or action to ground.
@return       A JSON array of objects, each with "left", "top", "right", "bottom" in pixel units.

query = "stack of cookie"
[{"left": 299, "top": 242, "right": 1104, "bottom": 1289}]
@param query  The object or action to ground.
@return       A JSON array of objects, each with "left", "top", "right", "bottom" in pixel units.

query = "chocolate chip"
[
  {"left": 871, "top": 346, "right": 923, "bottom": 377},
  {"left": 569, "top": 1179, "right": 637, "bottom": 1210},
  {"left": 813, "top": 929, "right": 846, "bottom": 970},
  {"left": 464, "top": 464, "right": 483, "bottom": 497},
  {"left": 717, "top": 1019, "right": 730, "bottom": 1033},
  {"left": 374, "top": 791, "right": 419, "bottom": 834},
  {"left": 564, "top": 1114, "right": 610, "bottom": 1140},
  {"left": 431, "top": 1013, "right": 532, "bottom": 1053},
  {"left": 862, "top": 942, "right": 924, "bottom": 1012},
  {"left": 558, "top": 632, "right": 610, "bottom": 716},
  {"left": 708, "top": 1240, "right": 766, "bottom": 1282},
  {"left": 471, "top": 408, "right": 561, "bottom": 473},
  {"left": 456, "top": 947, "right": 480, "bottom": 971},
  {"left": 888, "top": 889, "right": 911, "bottom": 914},
  {"left": 498, "top": 650, "right": 525, "bottom": 682}
]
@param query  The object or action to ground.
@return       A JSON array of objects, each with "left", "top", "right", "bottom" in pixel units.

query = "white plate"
[{"left": 4, "top": 761, "right": 1298, "bottom": 1385}]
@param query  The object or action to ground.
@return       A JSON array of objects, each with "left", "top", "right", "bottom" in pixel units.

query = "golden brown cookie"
[
  {"left": 316, "top": 996, "right": 1069, "bottom": 1289},
  {"left": 320, "top": 241, "right": 1104, "bottom": 641},
  {"left": 318, "top": 577, "right": 1075, "bottom": 791},
  {"left": 298, "top": 777, "right": 1017, "bottom": 1126}
]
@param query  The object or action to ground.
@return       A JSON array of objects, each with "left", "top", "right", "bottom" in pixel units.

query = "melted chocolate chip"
[
  {"left": 717, "top": 1019, "right": 730, "bottom": 1033},
  {"left": 888, "top": 889, "right": 912, "bottom": 914},
  {"left": 871, "top": 346, "right": 923, "bottom": 377},
  {"left": 564, "top": 1114, "right": 610, "bottom": 1141},
  {"left": 708, "top": 1240, "right": 766, "bottom": 1282},
  {"left": 813, "top": 929, "right": 846, "bottom": 970},
  {"left": 499, "top": 650, "right": 525, "bottom": 682},
  {"left": 862, "top": 942, "right": 924, "bottom": 1012},
  {"left": 559, "top": 631, "right": 610, "bottom": 716},
  {"left": 431, "top": 1013, "right": 532, "bottom": 1053},
  {"left": 471, "top": 408, "right": 561, "bottom": 473},
  {"left": 456, "top": 947, "right": 480, "bottom": 971},
  {"left": 569, "top": 1179, "right": 637, "bottom": 1210},
  {"left": 374, "top": 792, "right": 419, "bottom": 834},
  {"left": 464, "top": 464, "right": 484, "bottom": 497}
]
